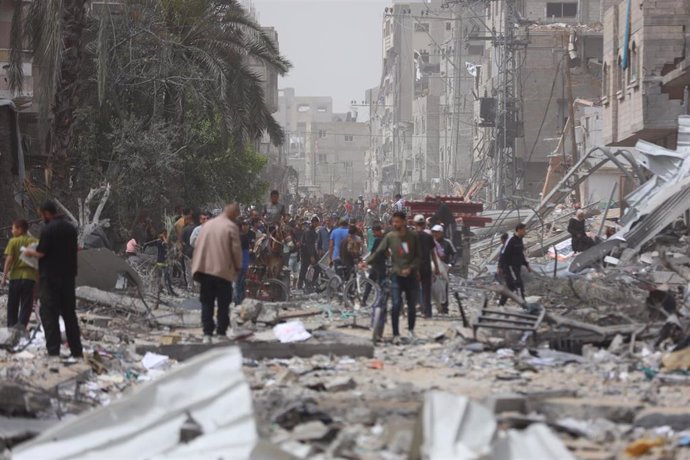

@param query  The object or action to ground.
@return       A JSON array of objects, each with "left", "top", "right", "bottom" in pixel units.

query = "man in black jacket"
[
  {"left": 414, "top": 215, "right": 440, "bottom": 318},
  {"left": 298, "top": 216, "right": 319, "bottom": 290},
  {"left": 498, "top": 223, "right": 532, "bottom": 306},
  {"left": 24, "top": 201, "right": 83, "bottom": 361},
  {"left": 567, "top": 210, "right": 594, "bottom": 253}
]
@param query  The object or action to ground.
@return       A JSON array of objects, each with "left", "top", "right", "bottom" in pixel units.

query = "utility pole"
[
  {"left": 563, "top": 32, "right": 581, "bottom": 204},
  {"left": 492, "top": 0, "right": 522, "bottom": 208},
  {"left": 445, "top": 0, "right": 525, "bottom": 209}
]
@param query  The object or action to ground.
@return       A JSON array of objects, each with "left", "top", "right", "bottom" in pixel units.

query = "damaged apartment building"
[
  {"left": 279, "top": 88, "right": 369, "bottom": 197},
  {"left": 367, "top": 1, "right": 483, "bottom": 195},
  {"left": 603, "top": 0, "right": 690, "bottom": 149},
  {"left": 367, "top": 0, "right": 607, "bottom": 199},
  {"left": 471, "top": 0, "right": 605, "bottom": 203}
]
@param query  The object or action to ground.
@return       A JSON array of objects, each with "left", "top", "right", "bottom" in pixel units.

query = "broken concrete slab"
[
  {"left": 136, "top": 331, "right": 374, "bottom": 361},
  {"left": 492, "top": 423, "right": 576, "bottom": 460},
  {"left": 324, "top": 377, "right": 356, "bottom": 392},
  {"left": 76, "top": 286, "right": 200, "bottom": 327},
  {"left": 412, "top": 391, "right": 497, "bottom": 460},
  {"left": 0, "top": 383, "right": 52, "bottom": 417},
  {"left": 290, "top": 420, "right": 331, "bottom": 442},
  {"left": 411, "top": 391, "right": 576, "bottom": 460},
  {"left": 532, "top": 397, "right": 643, "bottom": 424},
  {"left": 0, "top": 416, "right": 58, "bottom": 450},
  {"left": 272, "top": 398, "right": 334, "bottom": 431},
  {"left": 483, "top": 393, "right": 528, "bottom": 415},
  {"left": 76, "top": 248, "right": 142, "bottom": 292},
  {"left": 634, "top": 407, "right": 690, "bottom": 430}
]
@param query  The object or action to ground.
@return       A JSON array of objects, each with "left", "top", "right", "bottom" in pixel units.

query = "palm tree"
[
  {"left": 96, "top": 0, "right": 291, "bottom": 145},
  {"left": 9, "top": 0, "right": 291, "bottom": 195},
  {"left": 8, "top": 0, "right": 88, "bottom": 195}
]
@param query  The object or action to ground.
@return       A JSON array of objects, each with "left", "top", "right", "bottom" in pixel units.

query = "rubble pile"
[{"left": 2, "top": 256, "right": 690, "bottom": 459}]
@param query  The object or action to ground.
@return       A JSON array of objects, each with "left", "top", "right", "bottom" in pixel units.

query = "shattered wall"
[{"left": 602, "top": 0, "right": 690, "bottom": 147}]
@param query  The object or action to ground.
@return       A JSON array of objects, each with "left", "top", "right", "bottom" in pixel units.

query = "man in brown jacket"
[{"left": 192, "top": 204, "right": 242, "bottom": 343}]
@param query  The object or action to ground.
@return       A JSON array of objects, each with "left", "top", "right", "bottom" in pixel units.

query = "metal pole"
[{"left": 563, "top": 34, "right": 581, "bottom": 204}]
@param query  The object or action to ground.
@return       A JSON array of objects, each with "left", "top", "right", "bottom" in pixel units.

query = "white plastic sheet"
[{"left": 273, "top": 321, "right": 312, "bottom": 343}]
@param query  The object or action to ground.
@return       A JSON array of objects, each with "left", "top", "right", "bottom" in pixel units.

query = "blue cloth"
[
  {"left": 241, "top": 248, "right": 250, "bottom": 270},
  {"left": 317, "top": 226, "right": 331, "bottom": 253},
  {"left": 621, "top": 0, "right": 631, "bottom": 69},
  {"left": 330, "top": 227, "right": 349, "bottom": 260}
]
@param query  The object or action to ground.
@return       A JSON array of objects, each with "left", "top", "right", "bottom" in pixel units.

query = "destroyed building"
[
  {"left": 602, "top": 0, "right": 690, "bottom": 148},
  {"left": 472, "top": 0, "right": 606, "bottom": 201}
]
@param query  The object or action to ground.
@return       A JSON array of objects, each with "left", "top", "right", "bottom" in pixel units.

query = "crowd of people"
[{"left": 0, "top": 191, "right": 539, "bottom": 361}]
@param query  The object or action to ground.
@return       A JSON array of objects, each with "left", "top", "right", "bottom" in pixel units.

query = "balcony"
[{"left": 383, "top": 34, "right": 394, "bottom": 57}]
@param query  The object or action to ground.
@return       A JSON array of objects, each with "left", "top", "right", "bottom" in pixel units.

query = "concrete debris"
[
  {"left": 414, "top": 391, "right": 497, "bottom": 459},
  {"left": 634, "top": 407, "right": 690, "bottom": 431},
  {"left": 76, "top": 248, "right": 143, "bottom": 292},
  {"left": 4, "top": 187, "right": 690, "bottom": 460},
  {"left": 13, "top": 347, "right": 260, "bottom": 460},
  {"left": 413, "top": 391, "right": 576, "bottom": 460},
  {"left": 492, "top": 423, "right": 577, "bottom": 460}
]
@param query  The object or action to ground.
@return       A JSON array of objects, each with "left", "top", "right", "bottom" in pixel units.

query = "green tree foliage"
[{"left": 11, "top": 0, "right": 290, "bottom": 236}]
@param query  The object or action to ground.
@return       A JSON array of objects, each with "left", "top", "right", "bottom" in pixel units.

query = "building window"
[
  {"left": 344, "top": 135, "right": 354, "bottom": 142},
  {"left": 446, "top": 22, "right": 452, "bottom": 31},
  {"left": 414, "top": 22, "right": 430, "bottom": 33},
  {"left": 317, "top": 105, "right": 328, "bottom": 113},
  {"left": 546, "top": 2, "right": 577, "bottom": 18},
  {"left": 617, "top": 55, "right": 625, "bottom": 93},
  {"left": 318, "top": 129, "right": 326, "bottom": 138},
  {"left": 629, "top": 42, "right": 638, "bottom": 84},
  {"left": 318, "top": 154, "right": 327, "bottom": 163},
  {"left": 297, "top": 104, "right": 310, "bottom": 112}
]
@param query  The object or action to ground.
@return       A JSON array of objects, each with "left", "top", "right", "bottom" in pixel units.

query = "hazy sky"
[{"left": 253, "top": 0, "right": 390, "bottom": 113}]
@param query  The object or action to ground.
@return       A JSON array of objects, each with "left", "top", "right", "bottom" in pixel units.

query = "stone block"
[
  {"left": 533, "top": 397, "right": 643, "bottom": 424},
  {"left": 634, "top": 407, "right": 690, "bottom": 430},
  {"left": 483, "top": 393, "right": 528, "bottom": 414}
]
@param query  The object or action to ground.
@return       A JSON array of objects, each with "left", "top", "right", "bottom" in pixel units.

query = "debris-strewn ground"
[{"left": 2, "top": 229, "right": 690, "bottom": 459}]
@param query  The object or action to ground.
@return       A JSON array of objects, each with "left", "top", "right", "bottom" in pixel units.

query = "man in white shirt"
[{"left": 189, "top": 211, "right": 211, "bottom": 248}]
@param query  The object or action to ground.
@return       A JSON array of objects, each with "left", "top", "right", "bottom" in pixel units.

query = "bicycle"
[
  {"left": 342, "top": 266, "right": 381, "bottom": 310},
  {"left": 244, "top": 265, "right": 290, "bottom": 302}
]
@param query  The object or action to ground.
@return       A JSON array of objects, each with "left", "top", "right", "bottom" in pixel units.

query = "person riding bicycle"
[{"left": 263, "top": 190, "right": 287, "bottom": 230}]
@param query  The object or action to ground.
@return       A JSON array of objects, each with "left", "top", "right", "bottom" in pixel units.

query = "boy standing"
[{"left": 1, "top": 219, "right": 38, "bottom": 328}]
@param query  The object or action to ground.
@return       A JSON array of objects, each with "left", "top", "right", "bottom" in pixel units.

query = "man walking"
[
  {"left": 298, "top": 216, "right": 319, "bottom": 290},
  {"left": 498, "top": 223, "right": 532, "bottom": 306},
  {"left": 361, "top": 211, "right": 420, "bottom": 343},
  {"left": 413, "top": 215, "right": 440, "bottom": 318},
  {"left": 328, "top": 218, "right": 350, "bottom": 276},
  {"left": 316, "top": 215, "right": 334, "bottom": 258},
  {"left": 234, "top": 219, "right": 252, "bottom": 305},
  {"left": 192, "top": 204, "right": 242, "bottom": 343},
  {"left": 24, "top": 202, "right": 83, "bottom": 360},
  {"left": 2, "top": 219, "right": 38, "bottom": 328}
]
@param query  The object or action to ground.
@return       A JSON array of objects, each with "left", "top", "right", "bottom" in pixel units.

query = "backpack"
[{"left": 346, "top": 236, "right": 363, "bottom": 258}]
